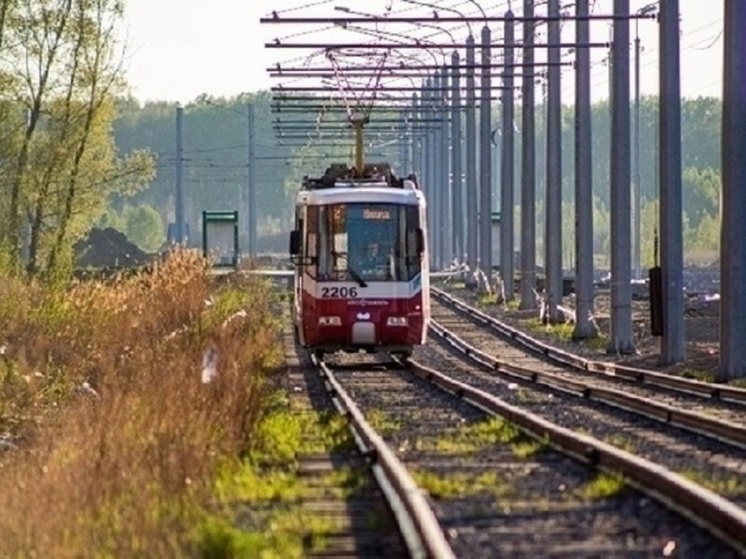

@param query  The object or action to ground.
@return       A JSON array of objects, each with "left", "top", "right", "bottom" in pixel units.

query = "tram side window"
[
  {"left": 314, "top": 204, "right": 349, "bottom": 281},
  {"left": 305, "top": 206, "right": 318, "bottom": 263},
  {"left": 403, "top": 206, "right": 423, "bottom": 280}
]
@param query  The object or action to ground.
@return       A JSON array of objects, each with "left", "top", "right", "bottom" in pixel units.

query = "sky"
[{"left": 122, "top": 0, "right": 724, "bottom": 105}]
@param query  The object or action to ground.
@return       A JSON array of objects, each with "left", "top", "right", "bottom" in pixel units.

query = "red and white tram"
[{"left": 289, "top": 162, "right": 430, "bottom": 359}]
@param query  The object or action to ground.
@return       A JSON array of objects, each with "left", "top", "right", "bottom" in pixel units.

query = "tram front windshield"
[{"left": 309, "top": 203, "right": 422, "bottom": 282}]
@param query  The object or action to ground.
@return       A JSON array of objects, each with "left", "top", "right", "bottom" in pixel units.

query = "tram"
[{"left": 289, "top": 161, "right": 430, "bottom": 359}]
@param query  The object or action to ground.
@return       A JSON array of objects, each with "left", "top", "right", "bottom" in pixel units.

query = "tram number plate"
[{"left": 321, "top": 286, "right": 359, "bottom": 298}]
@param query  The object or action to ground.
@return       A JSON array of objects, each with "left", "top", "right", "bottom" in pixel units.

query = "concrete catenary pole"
[
  {"left": 412, "top": 93, "right": 422, "bottom": 184},
  {"left": 430, "top": 70, "right": 441, "bottom": 269},
  {"left": 658, "top": 0, "right": 685, "bottom": 365},
  {"left": 422, "top": 78, "right": 433, "bottom": 264},
  {"left": 426, "top": 70, "right": 443, "bottom": 270},
  {"left": 500, "top": 10, "right": 516, "bottom": 301},
  {"left": 439, "top": 63, "right": 452, "bottom": 267},
  {"left": 248, "top": 104, "right": 257, "bottom": 257},
  {"left": 175, "top": 105, "right": 185, "bottom": 244},
  {"left": 399, "top": 109, "right": 409, "bottom": 173},
  {"left": 608, "top": 0, "right": 634, "bottom": 354},
  {"left": 451, "top": 50, "right": 464, "bottom": 261},
  {"left": 465, "top": 33, "right": 479, "bottom": 284},
  {"left": 519, "top": 0, "right": 537, "bottom": 309},
  {"left": 544, "top": 0, "right": 563, "bottom": 322},
  {"left": 479, "top": 24, "right": 493, "bottom": 277},
  {"left": 720, "top": 0, "right": 746, "bottom": 380},
  {"left": 572, "top": 0, "right": 599, "bottom": 339}
]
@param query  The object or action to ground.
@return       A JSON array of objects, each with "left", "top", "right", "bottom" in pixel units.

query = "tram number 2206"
[{"left": 320, "top": 286, "right": 359, "bottom": 298}]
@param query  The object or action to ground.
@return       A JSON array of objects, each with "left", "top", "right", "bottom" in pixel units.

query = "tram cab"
[{"left": 289, "top": 163, "right": 430, "bottom": 359}]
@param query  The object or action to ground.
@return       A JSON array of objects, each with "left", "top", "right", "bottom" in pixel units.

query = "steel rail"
[
  {"left": 428, "top": 318, "right": 746, "bottom": 450},
  {"left": 404, "top": 356, "right": 746, "bottom": 554},
  {"left": 431, "top": 287, "right": 746, "bottom": 406},
  {"left": 313, "top": 356, "right": 457, "bottom": 559}
]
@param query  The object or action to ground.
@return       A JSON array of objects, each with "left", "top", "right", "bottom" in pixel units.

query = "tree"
[
  {"left": 682, "top": 166, "right": 720, "bottom": 231},
  {"left": 124, "top": 204, "right": 164, "bottom": 252},
  {"left": 0, "top": 0, "right": 155, "bottom": 278}
]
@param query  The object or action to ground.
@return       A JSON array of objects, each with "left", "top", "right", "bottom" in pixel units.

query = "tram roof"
[{"left": 295, "top": 183, "right": 425, "bottom": 207}]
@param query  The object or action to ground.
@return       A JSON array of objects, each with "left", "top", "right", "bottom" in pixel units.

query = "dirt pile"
[{"left": 75, "top": 227, "right": 151, "bottom": 268}]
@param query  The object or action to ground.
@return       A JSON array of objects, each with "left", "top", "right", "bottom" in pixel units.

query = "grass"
[
  {"left": 680, "top": 368, "right": 716, "bottom": 383},
  {"left": 417, "top": 417, "right": 546, "bottom": 458},
  {"left": 576, "top": 472, "right": 626, "bottom": 500},
  {"left": 197, "top": 395, "right": 365, "bottom": 557},
  {"left": 412, "top": 469, "right": 506, "bottom": 499},
  {"left": 679, "top": 469, "right": 746, "bottom": 496},
  {"left": 0, "top": 250, "right": 288, "bottom": 557}
]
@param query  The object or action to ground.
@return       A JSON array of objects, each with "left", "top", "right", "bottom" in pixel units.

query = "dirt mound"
[{"left": 75, "top": 227, "right": 151, "bottom": 268}]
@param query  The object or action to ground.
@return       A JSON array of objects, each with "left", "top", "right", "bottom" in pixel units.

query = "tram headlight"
[
  {"left": 318, "top": 316, "right": 342, "bottom": 326},
  {"left": 386, "top": 316, "right": 408, "bottom": 327}
]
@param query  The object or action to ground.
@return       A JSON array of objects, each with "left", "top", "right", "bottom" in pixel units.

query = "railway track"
[
  {"left": 323, "top": 350, "right": 745, "bottom": 557},
  {"left": 430, "top": 287, "right": 746, "bottom": 446},
  {"left": 431, "top": 286, "right": 746, "bottom": 407},
  {"left": 279, "top": 326, "right": 449, "bottom": 558},
  {"left": 263, "top": 282, "right": 746, "bottom": 556}
]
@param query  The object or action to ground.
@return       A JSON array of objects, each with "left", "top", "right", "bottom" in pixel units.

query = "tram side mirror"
[{"left": 289, "top": 230, "right": 301, "bottom": 256}]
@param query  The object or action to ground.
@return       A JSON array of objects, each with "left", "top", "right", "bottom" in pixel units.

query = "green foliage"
[
  {"left": 679, "top": 469, "right": 746, "bottom": 496},
  {"left": 417, "top": 417, "right": 540, "bottom": 456},
  {"left": 412, "top": 469, "right": 506, "bottom": 499},
  {"left": 683, "top": 166, "right": 721, "bottom": 230},
  {"left": 0, "top": 0, "right": 156, "bottom": 276},
  {"left": 123, "top": 204, "right": 165, "bottom": 252},
  {"left": 577, "top": 472, "right": 625, "bottom": 500}
]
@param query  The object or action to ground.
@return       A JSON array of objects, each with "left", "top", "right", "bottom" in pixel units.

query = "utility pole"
[
  {"left": 248, "top": 104, "right": 257, "bottom": 258},
  {"left": 479, "top": 24, "right": 493, "bottom": 277},
  {"left": 519, "top": 0, "right": 537, "bottom": 309},
  {"left": 658, "top": 0, "right": 684, "bottom": 365},
  {"left": 175, "top": 106, "right": 185, "bottom": 244},
  {"left": 608, "top": 0, "right": 634, "bottom": 354},
  {"left": 450, "top": 50, "right": 464, "bottom": 261},
  {"left": 500, "top": 9, "right": 515, "bottom": 301},
  {"left": 465, "top": 33, "right": 479, "bottom": 284},
  {"left": 545, "top": 0, "right": 563, "bottom": 323},
  {"left": 720, "top": 0, "right": 746, "bottom": 380},
  {"left": 573, "top": 0, "right": 599, "bottom": 339}
]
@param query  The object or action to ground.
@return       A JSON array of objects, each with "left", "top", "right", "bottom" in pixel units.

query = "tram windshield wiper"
[{"left": 347, "top": 266, "right": 367, "bottom": 288}]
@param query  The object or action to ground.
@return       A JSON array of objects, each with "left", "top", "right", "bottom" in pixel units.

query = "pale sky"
[{"left": 122, "top": 0, "right": 724, "bottom": 105}]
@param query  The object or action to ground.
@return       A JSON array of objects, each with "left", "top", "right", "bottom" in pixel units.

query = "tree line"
[{"left": 0, "top": 0, "right": 723, "bottom": 278}]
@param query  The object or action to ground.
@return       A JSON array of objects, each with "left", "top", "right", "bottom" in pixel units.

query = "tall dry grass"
[{"left": 0, "top": 250, "right": 283, "bottom": 557}]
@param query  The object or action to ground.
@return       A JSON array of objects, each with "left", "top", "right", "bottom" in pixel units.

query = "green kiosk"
[{"left": 202, "top": 211, "right": 239, "bottom": 268}]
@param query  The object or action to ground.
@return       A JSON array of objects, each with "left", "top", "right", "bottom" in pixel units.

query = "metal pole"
[
  {"left": 500, "top": 10, "right": 516, "bottom": 302},
  {"left": 248, "top": 104, "right": 257, "bottom": 257},
  {"left": 519, "top": 0, "right": 537, "bottom": 309},
  {"left": 175, "top": 106, "right": 185, "bottom": 244},
  {"left": 659, "top": 0, "right": 684, "bottom": 365},
  {"left": 572, "top": 0, "right": 598, "bottom": 339},
  {"left": 634, "top": 22, "right": 642, "bottom": 281},
  {"left": 545, "top": 0, "right": 562, "bottom": 322},
  {"left": 479, "top": 24, "right": 493, "bottom": 278},
  {"left": 608, "top": 0, "right": 634, "bottom": 354},
  {"left": 440, "top": 62, "right": 453, "bottom": 268},
  {"left": 411, "top": 93, "right": 422, "bottom": 183},
  {"left": 430, "top": 71, "right": 441, "bottom": 269},
  {"left": 451, "top": 50, "right": 464, "bottom": 262},
  {"left": 720, "top": 0, "right": 746, "bottom": 379},
  {"left": 465, "top": 33, "right": 479, "bottom": 284}
]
